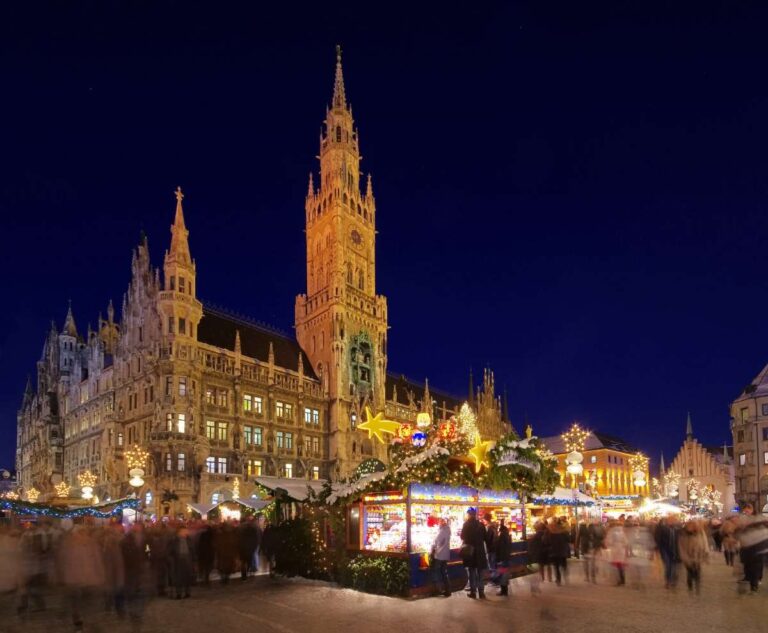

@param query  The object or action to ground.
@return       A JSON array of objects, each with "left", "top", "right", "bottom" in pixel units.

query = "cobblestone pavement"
[{"left": 1, "top": 558, "right": 765, "bottom": 633}]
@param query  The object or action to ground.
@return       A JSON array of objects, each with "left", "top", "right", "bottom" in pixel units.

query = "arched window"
[
  {"left": 343, "top": 193, "right": 348, "bottom": 205},
  {"left": 358, "top": 270, "right": 364, "bottom": 291},
  {"left": 346, "top": 263, "right": 352, "bottom": 285},
  {"left": 336, "top": 126, "right": 342, "bottom": 142}
]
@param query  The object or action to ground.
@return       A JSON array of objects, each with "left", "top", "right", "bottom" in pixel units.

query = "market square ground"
[{"left": 0, "top": 558, "right": 764, "bottom": 633}]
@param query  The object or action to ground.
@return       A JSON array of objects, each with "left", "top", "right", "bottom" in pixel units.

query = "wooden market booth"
[{"left": 346, "top": 482, "right": 527, "bottom": 596}]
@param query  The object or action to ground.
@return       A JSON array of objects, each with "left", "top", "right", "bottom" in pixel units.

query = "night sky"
[{"left": 2, "top": 2, "right": 768, "bottom": 471}]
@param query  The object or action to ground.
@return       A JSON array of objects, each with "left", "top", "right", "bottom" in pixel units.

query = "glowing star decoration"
[
  {"left": 467, "top": 435, "right": 495, "bottom": 473},
  {"left": 26, "top": 487, "right": 40, "bottom": 503},
  {"left": 357, "top": 407, "right": 401, "bottom": 444},
  {"left": 78, "top": 470, "right": 97, "bottom": 500},
  {"left": 55, "top": 481, "right": 70, "bottom": 498},
  {"left": 411, "top": 431, "right": 427, "bottom": 448}
]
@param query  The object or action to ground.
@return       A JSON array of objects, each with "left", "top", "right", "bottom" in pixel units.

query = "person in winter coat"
[
  {"left": 196, "top": 523, "right": 215, "bottom": 584},
  {"left": 483, "top": 513, "right": 498, "bottom": 573},
  {"left": 121, "top": 522, "right": 149, "bottom": 629},
  {"left": 460, "top": 508, "right": 488, "bottom": 599},
  {"left": 654, "top": 516, "right": 679, "bottom": 589},
  {"left": 493, "top": 519, "right": 513, "bottom": 596},
  {"left": 547, "top": 518, "right": 571, "bottom": 585},
  {"left": 736, "top": 503, "right": 768, "bottom": 593},
  {"left": 430, "top": 519, "right": 451, "bottom": 597},
  {"left": 170, "top": 525, "right": 194, "bottom": 599},
  {"left": 260, "top": 521, "right": 279, "bottom": 578},
  {"left": 605, "top": 520, "right": 628, "bottom": 586},
  {"left": 101, "top": 522, "right": 126, "bottom": 616},
  {"left": 59, "top": 522, "right": 106, "bottom": 632},
  {"left": 237, "top": 518, "right": 260, "bottom": 580},
  {"left": 215, "top": 522, "right": 238, "bottom": 584},
  {"left": 528, "top": 521, "right": 550, "bottom": 584},
  {"left": 677, "top": 520, "right": 708, "bottom": 594},
  {"left": 720, "top": 517, "right": 740, "bottom": 567}
]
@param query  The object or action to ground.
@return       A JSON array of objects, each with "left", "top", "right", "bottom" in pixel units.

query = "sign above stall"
[
  {"left": 497, "top": 449, "right": 541, "bottom": 473},
  {"left": 477, "top": 489, "right": 521, "bottom": 505},
  {"left": 410, "top": 483, "right": 477, "bottom": 503},
  {"left": 362, "top": 491, "right": 405, "bottom": 503}
]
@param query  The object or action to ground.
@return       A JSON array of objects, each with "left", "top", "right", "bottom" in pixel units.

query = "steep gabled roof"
[
  {"left": 197, "top": 306, "right": 317, "bottom": 380},
  {"left": 541, "top": 430, "right": 638, "bottom": 455},
  {"left": 734, "top": 362, "right": 768, "bottom": 401}
]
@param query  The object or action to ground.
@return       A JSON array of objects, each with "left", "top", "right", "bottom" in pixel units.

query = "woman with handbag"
[{"left": 460, "top": 508, "right": 488, "bottom": 599}]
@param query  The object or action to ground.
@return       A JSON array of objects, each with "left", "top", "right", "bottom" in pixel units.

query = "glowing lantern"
[
  {"left": 416, "top": 412, "right": 432, "bottom": 430},
  {"left": 398, "top": 423, "right": 414, "bottom": 440}
]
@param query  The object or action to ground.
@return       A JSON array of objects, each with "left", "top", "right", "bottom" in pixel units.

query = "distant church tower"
[{"left": 295, "top": 47, "right": 389, "bottom": 479}]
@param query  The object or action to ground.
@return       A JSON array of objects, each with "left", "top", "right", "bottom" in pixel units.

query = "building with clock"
[{"left": 15, "top": 49, "right": 511, "bottom": 516}]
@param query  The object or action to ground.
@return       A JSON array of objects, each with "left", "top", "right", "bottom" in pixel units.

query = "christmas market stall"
[
  {"left": 311, "top": 404, "right": 559, "bottom": 597},
  {"left": 346, "top": 482, "right": 526, "bottom": 595},
  {"left": 526, "top": 486, "right": 598, "bottom": 531}
]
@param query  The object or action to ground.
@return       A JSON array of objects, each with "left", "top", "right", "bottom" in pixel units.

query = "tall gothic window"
[
  {"left": 358, "top": 270, "right": 364, "bottom": 291},
  {"left": 336, "top": 126, "right": 341, "bottom": 142}
]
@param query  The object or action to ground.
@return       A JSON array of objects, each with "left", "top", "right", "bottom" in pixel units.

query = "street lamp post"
[{"left": 125, "top": 445, "right": 149, "bottom": 522}]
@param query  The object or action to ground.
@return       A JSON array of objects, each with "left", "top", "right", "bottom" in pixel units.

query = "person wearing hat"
[{"left": 460, "top": 508, "right": 488, "bottom": 599}]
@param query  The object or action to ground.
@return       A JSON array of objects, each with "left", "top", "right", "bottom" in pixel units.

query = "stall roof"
[
  {"left": 187, "top": 497, "right": 271, "bottom": 517},
  {"left": 532, "top": 487, "right": 597, "bottom": 506},
  {"left": 254, "top": 476, "right": 326, "bottom": 501}
]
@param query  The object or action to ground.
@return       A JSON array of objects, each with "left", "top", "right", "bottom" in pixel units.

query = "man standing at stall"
[{"left": 460, "top": 508, "right": 488, "bottom": 600}]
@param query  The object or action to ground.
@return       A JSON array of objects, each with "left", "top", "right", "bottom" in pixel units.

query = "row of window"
[
  {"left": 737, "top": 451, "right": 768, "bottom": 466},
  {"left": 168, "top": 274, "right": 193, "bottom": 295},
  {"left": 167, "top": 316, "right": 192, "bottom": 336},
  {"left": 735, "top": 428, "right": 768, "bottom": 443}
]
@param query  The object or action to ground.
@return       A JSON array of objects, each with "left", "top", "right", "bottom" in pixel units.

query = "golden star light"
[
  {"left": 55, "top": 481, "right": 70, "bottom": 498},
  {"left": 26, "top": 487, "right": 40, "bottom": 502},
  {"left": 467, "top": 435, "right": 495, "bottom": 473},
  {"left": 357, "top": 407, "right": 402, "bottom": 444},
  {"left": 562, "top": 422, "right": 590, "bottom": 453},
  {"left": 125, "top": 445, "right": 149, "bottom": 470}
]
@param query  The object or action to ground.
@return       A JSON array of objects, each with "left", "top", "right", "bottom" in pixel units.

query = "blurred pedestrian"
[
  {"left": 678, "top": 520, "right": 708, "bottom": 594},
  {"left": 170, "top": 525, "right": 194, "bottom": 599},
  {"left": 460, "top": 508, "right": 488, "bottom": 599},
  {"left": 237, "top": 517, "right": 260, "bottom": 580}
]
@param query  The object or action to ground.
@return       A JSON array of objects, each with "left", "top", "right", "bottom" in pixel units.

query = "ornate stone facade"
[
  {"left": 16, "top": 50, "right": 513, "bottom": 515},
  {"left": 667, "top": 414, "right": 735, "bottom": 511}
]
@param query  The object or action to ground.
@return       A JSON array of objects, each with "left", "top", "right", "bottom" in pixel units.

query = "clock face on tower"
[{"left": 350, "top": 229, "right": 362, "bottom": 246}]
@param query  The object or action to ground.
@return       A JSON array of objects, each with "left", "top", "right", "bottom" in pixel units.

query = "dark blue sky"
[{"left": 2, "top": 2, "right": 767, "bottom": 470}]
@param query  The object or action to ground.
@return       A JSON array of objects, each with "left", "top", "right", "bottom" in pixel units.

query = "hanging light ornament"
[
  {"left": 629, "top": 452, "right": 649, "bottom": 488},
  {"left": 54, "top": 481, "right": 70, "bottom": 498},
  {"left": 232, "top": 477, "right": 241, "bottom": 500},
  {"left": 78, "top": 470, "right": 97, "bottom": 500},
  {"left": 416, "top": 411, "right": 432, "bottom": 431},
  {"left": 562, "top": 423, "right": 589, "bottom": 476},
  {"left": 125, "top": 445, "right": 149, "bottom": 488},
  {"left": 26, "top": 487, "right": 40, "bottom": 503}
]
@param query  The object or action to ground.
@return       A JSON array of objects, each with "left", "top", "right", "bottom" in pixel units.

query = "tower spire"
[
  {"left": 686, "top": 411, "right": 693, "bottom": 440},
  {"left": 332, "top": 44, "right": 346, "bottom": 109},
  {"left": 63, "top": 300, "right": 78, "bottom": 337},
  {"left": 468, "top": 367, "right": 474, "bottom": 406},
  {"left": 168, "top": 186, "right": 191, "bottom": 264},
  {"left": 422, "top": 378, "right": 432, "bottom": 415},
  {"left": 659, "top": 451, "right": 666, "bottom": 475}
]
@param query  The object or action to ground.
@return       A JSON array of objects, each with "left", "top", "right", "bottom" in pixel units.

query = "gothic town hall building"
[{"left": 16, "top": 51, "right": 510, "bottom": 516}]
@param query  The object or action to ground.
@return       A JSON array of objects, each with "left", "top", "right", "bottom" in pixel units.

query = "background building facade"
[
  {"left": 15, "top": 51, "right": 511, "bottom": 515},
  {"left": 667, "top": 414, "right": 735, "bottom": 512},
  {"left": 541, "top": 430, "right": 650, "bottom": 499},
  {"left": 730, "top": 364, "right": 768, "bottom": 511}
]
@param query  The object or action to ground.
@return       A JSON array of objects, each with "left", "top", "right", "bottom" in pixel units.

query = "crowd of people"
[
  {"left": 0, "top": 515, "right": 280, "bottom": 631},
  {"left": 450, "top": 502, "right": 768, "bottom": 600}
]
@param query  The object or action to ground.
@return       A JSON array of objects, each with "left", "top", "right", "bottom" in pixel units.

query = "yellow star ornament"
[
  {"left": 467, "top": 436, "right": 495, "bottom": 473},
  {"left": 357, "top": 407, "right": 402, "bottom": 444}
]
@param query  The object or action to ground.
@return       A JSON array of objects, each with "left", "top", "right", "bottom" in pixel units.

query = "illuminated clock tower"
[{"left": 295, "top": 47, "right": 389, "bottom": 478}]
